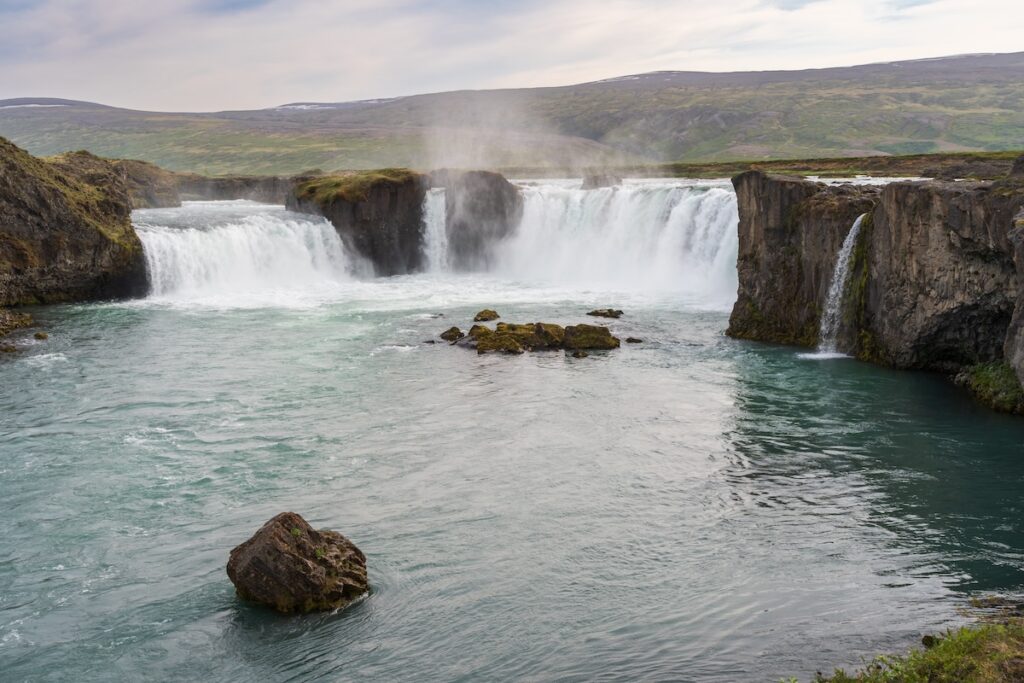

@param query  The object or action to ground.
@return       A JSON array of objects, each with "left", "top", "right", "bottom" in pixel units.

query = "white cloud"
[{"left": 0, "top": 0, "right": 1021, "bottom": 110}]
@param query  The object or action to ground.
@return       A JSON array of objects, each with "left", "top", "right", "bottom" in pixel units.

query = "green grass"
[
  {"left": 958, "top": 362, "right": 1024, "bottom": 414},
  {"left": 810, "top": 622, "right": 1024, "bottom": 683},
  {"left": 294, "top": 168, "right": 420, "bottom": 204}
]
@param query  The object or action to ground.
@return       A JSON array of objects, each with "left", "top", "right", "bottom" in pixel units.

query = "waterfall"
[
  {"left": 421, "top": 188, "right": 449, "bottom": 272},
  {"left": 422, "top": 181, "right": 739, "bottom": 303},
  {"left": 134, "top": 202, "right": 357, "bottom": 304},
  {"left": 817, "top": 214, "right": 866, "bottom": 354}
]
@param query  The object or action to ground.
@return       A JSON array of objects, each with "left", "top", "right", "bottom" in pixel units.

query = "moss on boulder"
[
  {"left": 474, "top": 309, "right": 500, "bottom": 322},
  {"left": 563, "top": 324, "right": 621, "bottom": 350},
  {"left": 476, "top": 333, "right": 525, "bottom": 355},
  {"left": 440, "top": 326, "right": 464, "bottom": 342}
]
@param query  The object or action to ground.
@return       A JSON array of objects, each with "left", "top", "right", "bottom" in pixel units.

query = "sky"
[{"left": 0, "top": 0, "right": 1022, "bottom": 111}]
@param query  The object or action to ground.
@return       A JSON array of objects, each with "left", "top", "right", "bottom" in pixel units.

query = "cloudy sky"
[{"left": 1, "top": 0, "right": 1021, "bottom": 111}]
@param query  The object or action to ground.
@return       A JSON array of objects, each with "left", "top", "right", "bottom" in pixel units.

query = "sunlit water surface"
[{"left": 1, "top": 197, "right": 1023, "bottom": 682}]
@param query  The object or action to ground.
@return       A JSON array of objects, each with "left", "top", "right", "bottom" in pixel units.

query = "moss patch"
[
  {"left": 294, "top": 168, "right": 420, "bottom": 204},
  {"left": 812, "top": 621, "right": 1024, "bottom": 682},
  {"left": 957, "top": 362, "right": 1024, "bottom": 414}
]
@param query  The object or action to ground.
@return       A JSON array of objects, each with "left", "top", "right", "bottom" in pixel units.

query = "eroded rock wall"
[
  {"left": 0, "top": 138, "right": 147, "bottom": 305},
  {"left": 429, "top": 170, "right": 523, "bottom": 271}
]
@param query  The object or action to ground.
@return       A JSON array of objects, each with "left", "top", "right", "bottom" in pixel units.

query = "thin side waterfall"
[{"left": 817, "top": 214, "right": 866, "bottom": 354}]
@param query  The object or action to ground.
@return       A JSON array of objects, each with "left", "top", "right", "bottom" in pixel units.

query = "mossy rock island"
[
  {"left": 444, "top": 319, "right": 621, "bottom": 355},
  {"left": 287, "top": 169, "right": 427, "bottom": 276},
  {"left": 587, "top": 308, "right": 623, "bottom": 319}
]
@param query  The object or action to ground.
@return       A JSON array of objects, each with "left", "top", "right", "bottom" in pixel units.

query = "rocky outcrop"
[
  {"left": 861, "top": 180, "right": 1021, "bottom": 370},
  {"left": 728, "top": 169, "right": 1024, "bottom": 399},
  {"left": 113, "top": 159, "right": 182, "bottom": 208},
  {"left": 226, "top": 512, "right": 368, "bottom": 614},
  {"left": 1004, "top": 208, "right": 1024, "bottom": 385},
  {"left": 176, "top": 174, "right": 297, "bottom": 205},
  {"left": 443, "top": 318, "right": 620, "bottom": 355},
  {"left": 0, "top": 138, "right": 147, "bottom": 305},
  {"left": 0, "top": 308, "right": 32, "bottom": 337},
  {"left": 287, "top": 170, "right": 427, "bottom": 275},
  {"left": 727, "top": 172, "right": 878, "bottom": 347},
  {"left": 430, "top": 170, "right": 523, "bottom": 270}
]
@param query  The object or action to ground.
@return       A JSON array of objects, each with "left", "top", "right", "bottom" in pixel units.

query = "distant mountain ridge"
[{"left": 2, "top": 52, "right": 1022, "bottom": 175}]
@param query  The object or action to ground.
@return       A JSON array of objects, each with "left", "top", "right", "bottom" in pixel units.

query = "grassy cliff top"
[{"left": 294, "top": 168, "right": 422, "bottom": 204}]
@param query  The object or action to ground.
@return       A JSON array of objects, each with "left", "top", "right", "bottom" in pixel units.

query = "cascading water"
[
  {"left": 134, "top": 201, "right": 359, "bottom": 305},
  {"left": 424, "top": 180, "right": 739, "bottom": 305},
  {"left": 816, "top": 213, "right": 866, "bottom": 355},
  {"left": 421, "top": 188, "right": 449, "bottom": 272}
]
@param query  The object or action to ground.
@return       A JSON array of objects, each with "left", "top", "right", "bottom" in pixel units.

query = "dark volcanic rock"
[
  {"left": 587, "top": 308, "right": 623, "bottom": 319},
  {"left": 728, "top": 170, "right": 1024, "bottom": 386},
  {"left": 288, "top": 170, "right": 427, "bottom": 276},
  {"left": 0, "top": 138, "right": 147, "bottom": 306},
  {"left": 178, "top": 174, "right": 297, "bottom": 204},
  {"left": 727, "top": 171, "right": 879, "bottom": 349},
  {"left": 1011, "top": 155, "right": 1024, "bottom": 178},
  {"left": 473, "top": 309, "right": 499, "bottom": 322},
  {"left": 626, "top": 337, "right": 643, "bottom": 343},
  {"left": 226, "top": 512, "right": 368, "bottom": 614},
  {"left": 430, "top": 170, "right": 523, "bottom": 270},
  {"left": 862, "top": 180, "right": 1021, "bottom": 370},
  {"left": 1004, "top": 209, "right": 1024, "bottom": 385}
]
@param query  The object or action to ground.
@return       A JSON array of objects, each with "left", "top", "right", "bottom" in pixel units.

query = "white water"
[
  {"left": 134, "top": 182, "right": 739, "bottom": 310},
  {"left": 426, "top": 180, "right": 739, "bottom": 306},
  {"left": 135, "top": 201, "right": 358, "bottom": 307},
  {"left": 808, "top": 213, "right": 866, "bottom": 358},
  {"left": 422, "top": 188, "right": 449, "bottom": 272}
]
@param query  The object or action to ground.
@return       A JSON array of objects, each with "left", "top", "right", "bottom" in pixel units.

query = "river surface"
[{"left": 1, "top": 183, "right": 1023, "bottom": 682}]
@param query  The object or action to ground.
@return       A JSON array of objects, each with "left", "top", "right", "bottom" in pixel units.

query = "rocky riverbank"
[{"left": 727, "top": 161, "right": 1024, "bottom": 412}]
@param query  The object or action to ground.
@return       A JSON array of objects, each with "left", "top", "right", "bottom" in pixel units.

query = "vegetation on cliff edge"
[
  {"left": 294, "top": 169, "right": 420, "bottom": 204},
  {"left": 957, "top": 362, "right": 1024, "bottom": 415}
]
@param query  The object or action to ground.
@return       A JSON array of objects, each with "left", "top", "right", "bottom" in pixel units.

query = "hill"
[{"left": 2, "top": 52, "right": 1023, "bottom": 175}]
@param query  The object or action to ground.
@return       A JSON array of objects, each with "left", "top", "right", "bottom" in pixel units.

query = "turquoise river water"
[{"left": 1, "top": 187, "right": 1023, "bottom": 682}]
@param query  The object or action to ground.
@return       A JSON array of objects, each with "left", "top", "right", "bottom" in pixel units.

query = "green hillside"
[{"left": 3, "top": 52, "right": 1022, "bottom": 175}]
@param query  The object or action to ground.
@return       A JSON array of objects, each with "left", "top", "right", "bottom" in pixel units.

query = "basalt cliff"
[
  {"left": 286, "top": 169, "right": 522, "bottom": 275},
  {"left": 0, "top": 137, "right": 147, "bottom": 306},
  {"left": 728, "top": 164, "right": 1024, "bottom": 411}
]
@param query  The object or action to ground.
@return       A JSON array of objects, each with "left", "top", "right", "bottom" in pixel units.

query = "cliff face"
[
  {"left": 114, "top": 159, "right": 182, "bottom": 209},
  {"left": 728, "top": 169, "right": 1024, "bottom": 383},
  {"left": 0, "top": 138, "right": 146, "bottom": 305},
  {"left": 287, "top": 170, "right": 427, "bottom": 275},
  {"left": 1004, "top": 207, "right": 1024, "bottom": 385},
  {"left": 863, "top": 181, "right": 1021, "bottom": 370},
  {"left": 176, "top": 174, "right": 296, "bottom": 205},
  {"left": 727, "top": 172, "right": 878, "bottom": 347},
  {"left": 430, "top": 170, "right": 523, "bottom": 270}
]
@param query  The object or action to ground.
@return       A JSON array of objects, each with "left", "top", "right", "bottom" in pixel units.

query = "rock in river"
[
  {"left": 440, "top": 326, "right": 465, "bottom": 342},
  {"left": 226, "top": 512, "right": 368, "bottom": 614},
  {"left": 587, "top": 309, "right": 623, "bottom": 319},
  {"left": 563, "top": 324, "right": 621, "bottom": 350},
  {"left": 473, "top": 309, "right": 500, "bottom": 322}
]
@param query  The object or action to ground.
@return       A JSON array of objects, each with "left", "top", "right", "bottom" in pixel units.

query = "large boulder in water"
[{"left": 226, "top": 512, "right": 368, "bottom": 614}]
